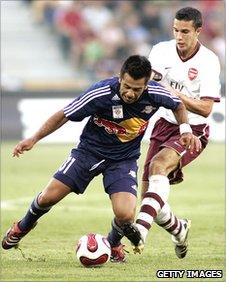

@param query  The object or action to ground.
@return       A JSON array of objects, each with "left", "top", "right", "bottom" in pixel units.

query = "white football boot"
[{"left": 171, "top": 219, "right": 191, "bottom": 259}]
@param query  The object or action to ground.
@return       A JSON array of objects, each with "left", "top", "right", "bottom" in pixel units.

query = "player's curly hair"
[
  {"left": 120, "top": 55, "right": 152, "bottom": 84},
  {"left": 175, "top": 7, "right": 202, "bottom": 29}
]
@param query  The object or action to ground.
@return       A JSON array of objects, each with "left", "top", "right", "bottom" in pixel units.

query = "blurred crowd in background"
[
  {"left": 23, "top": 1, "right": 225, "bottom": 78},
  {"left": 2, "top": 0, "right": 225, "bottom": 142},
  {"left": 21, "top": 0, "right": 225, "bottom": 93}
]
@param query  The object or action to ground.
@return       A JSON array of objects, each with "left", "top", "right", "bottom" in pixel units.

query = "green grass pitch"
[{"left": 1, "top": 142, "right": 225, "bottom": 281}]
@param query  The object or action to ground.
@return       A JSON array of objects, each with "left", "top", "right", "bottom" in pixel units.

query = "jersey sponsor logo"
[
  {"left": 94, "top": 117, "right": 127, "bottom": 135},
  {"left": 188, "top": 68, "right": 198, "bottom": 80},
  {"left": 112, "top": 105, "right": 123, "bottom": 119},
  {"left": 118, "top": 118, "right": 148, "bottom": 142},
  {"left": 170, "top": 80, "right": 184, "bottom": 91},
  {"left": 142, "top": 105, "right": 156, "bottom": 114},
  {"left": 93, "top": 116, "right": 148, "bottom": 142}
]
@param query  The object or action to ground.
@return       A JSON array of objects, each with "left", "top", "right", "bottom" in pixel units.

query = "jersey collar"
[{"left": 176, "top": 41, "right": 201, "bottom": 62}]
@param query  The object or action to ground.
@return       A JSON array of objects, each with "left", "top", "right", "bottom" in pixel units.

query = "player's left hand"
[{"left": 179, "top": 133, "right": 202, "bottom": 154}]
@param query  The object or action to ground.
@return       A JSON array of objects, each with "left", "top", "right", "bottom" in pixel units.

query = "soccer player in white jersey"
[{"left": 133, "top": 7, "right": 221, "bottom": 258}]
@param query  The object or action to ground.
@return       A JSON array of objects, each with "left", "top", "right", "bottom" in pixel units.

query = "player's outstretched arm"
[
  {"left": 13, "top": 110, "right": 68, "bottom": 157},
  {"left": 162, "top": 83, "right": 214, "bottom": 118}
]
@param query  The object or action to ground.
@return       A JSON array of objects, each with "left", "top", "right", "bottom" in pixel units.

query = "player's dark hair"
[
  {"left": 120, "top": 55, "right": 152, "bottom": 83},
  {"left": 175, "top": 7, "right": 202, "bottom": 29}
]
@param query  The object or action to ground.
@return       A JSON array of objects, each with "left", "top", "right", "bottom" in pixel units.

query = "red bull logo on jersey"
[
  {"left": 94, "top": 117, "right": 127, "bottom": 135},
  {"left": 188, "top": 68, "right": 198, "bottom": 80},
  {"left": 94, "top": 117, "right": 148, "bottom": 142}
]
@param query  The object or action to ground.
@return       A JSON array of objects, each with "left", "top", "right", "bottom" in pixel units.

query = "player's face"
[
  {"left": 173, "top": 19, "right": 201, "bottom": 57},
  {"left": 119, "top": 73, "right": 147, "bottom": 104}
]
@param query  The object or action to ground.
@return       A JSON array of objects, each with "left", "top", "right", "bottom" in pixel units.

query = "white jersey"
[{"left": 148, "top": 39, "right": 221, "bottom": 125}]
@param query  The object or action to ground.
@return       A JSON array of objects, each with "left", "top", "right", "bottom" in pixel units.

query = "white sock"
[{"left": 155, "top": 202, "right": 182, "bottom": 236}]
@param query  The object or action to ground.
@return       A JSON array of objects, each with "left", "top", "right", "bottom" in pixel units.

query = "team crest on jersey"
[
  {"left": 112, "top": 105, "right": 123, "bottom": 119},
  {"left": 188, "top": 68, "right": 198, "bottom": 80}
]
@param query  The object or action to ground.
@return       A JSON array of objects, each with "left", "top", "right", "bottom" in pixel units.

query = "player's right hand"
[
  {"left": 13, "top": 137, "right": 36, "bottom": 157},
  {"left": 179, "top": 132, "right": 202, "bottom": 154}
]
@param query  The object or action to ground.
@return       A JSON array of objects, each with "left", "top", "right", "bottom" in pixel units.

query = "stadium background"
[
  {"left": 1, "top": 1, "right": 225, "bottom": 281},
  {"left": 2, "top": 0, "right": 225, "bottom": 143}
]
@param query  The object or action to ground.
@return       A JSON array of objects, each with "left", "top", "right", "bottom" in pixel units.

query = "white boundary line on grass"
[
  {"left": 1, "top": 197, "right": 32, "bottom": 210},
  {"left": 1, "top": 197, "right": 112, "bottom": 212}
]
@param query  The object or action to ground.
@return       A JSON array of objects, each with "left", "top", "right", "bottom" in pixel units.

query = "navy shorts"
[{"left": 54, "top": 149, "right": 138, "bottom": 196}]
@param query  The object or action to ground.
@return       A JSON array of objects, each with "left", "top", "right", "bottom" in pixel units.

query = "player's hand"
[
  {"left": 179, "top": 133, "right": 202, "bottom": 154},
  {"left": 13, "top": 137, "right": 36, "bottom": 157}
]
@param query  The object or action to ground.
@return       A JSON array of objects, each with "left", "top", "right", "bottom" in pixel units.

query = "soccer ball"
[{"left": 76, "top": 233, "right": 111, "bottom": 267}]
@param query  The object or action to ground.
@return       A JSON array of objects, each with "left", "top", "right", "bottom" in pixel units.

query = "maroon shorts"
[{"left": 142, "top": 118, "right": 209, "bottom": 184}]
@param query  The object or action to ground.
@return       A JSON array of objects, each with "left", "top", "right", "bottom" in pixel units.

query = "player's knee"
[
  {"left": 141, "top": 181, "right": 149, "bottom": 199},
  {"left": 115, "top": 209, "right": 135, "bottom": 225},
  {"left": 149, "top": 156, "right": 167, "bottom": 175},
  {"left": 37, "top": 192, "right": 57, "bottom": 207}
]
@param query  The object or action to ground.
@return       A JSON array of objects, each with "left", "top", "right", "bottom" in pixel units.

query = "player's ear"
[
  {"left": 118, "top": 73, "right": 122, "bottom": 83},
  {"left": 196, "top": 27, "right": 202, "bottom": 37}
]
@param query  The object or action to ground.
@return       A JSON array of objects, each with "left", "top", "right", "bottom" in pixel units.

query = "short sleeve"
[
  {"left": 63, "top": 83, "right": 111, "bottom": 121},
  {"left": 148, "top": 44, "right": 168, "bottom": 79},
  {"left": 199, "top": 55, "right": 221, "bottom": 102}
]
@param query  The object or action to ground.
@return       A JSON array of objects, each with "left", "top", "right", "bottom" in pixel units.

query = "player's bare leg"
[{"left": 107, "top": 192, "right": 142, "bottom": 261}]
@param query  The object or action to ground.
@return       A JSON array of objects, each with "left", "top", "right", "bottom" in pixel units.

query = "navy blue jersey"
[{"left": 64, "top": 77, "right": 181, "bottom": 160}]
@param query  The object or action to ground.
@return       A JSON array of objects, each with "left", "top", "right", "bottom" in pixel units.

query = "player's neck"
[{"left": 177, "top": 42, "right": 200, "bottom": 62}]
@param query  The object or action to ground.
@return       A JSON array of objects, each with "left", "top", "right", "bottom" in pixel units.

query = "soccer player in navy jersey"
[{"left": 2, "top": 55, "right": 201, "bottom": 262}]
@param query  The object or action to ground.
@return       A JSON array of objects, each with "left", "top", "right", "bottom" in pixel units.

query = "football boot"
[
  {"left": 2, "top": 221, "right": 37, "bottom": 250},
  {"left": 171, "top": 219, "right": 191, "bottom": 259},
  {"left": 110, "top": 244, "right": 127, "bottom": 262},
  {"left": 122, "top": 222, "right": 144, "bottom": 254}
]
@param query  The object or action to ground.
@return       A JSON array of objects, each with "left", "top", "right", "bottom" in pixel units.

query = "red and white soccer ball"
[{"left": 76, "top": 233, "right": 111, "bottom": 267}]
